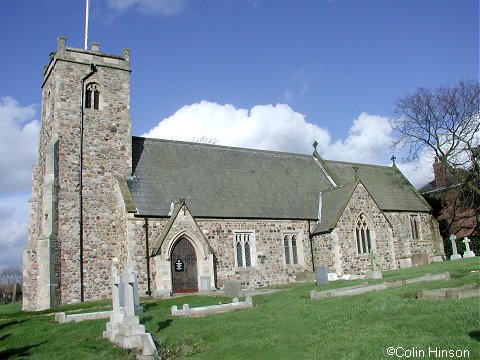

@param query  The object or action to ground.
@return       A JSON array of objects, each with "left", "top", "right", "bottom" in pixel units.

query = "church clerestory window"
[
  {"left": 284, "top": 234, "right": 299, "bottom": 265},
  {"left": 355, "top": 213, "right": 372, "bottom": 254},
  {"left": 235, "top": 232, "right": 255, "bottom": 268},
  {"left": 85, "top": 83, "right": 100, "bottom": 110}
]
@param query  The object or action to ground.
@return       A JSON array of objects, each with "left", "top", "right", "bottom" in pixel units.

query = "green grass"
[{"left": 1, "top": 258, "right": 479, "bottom": 359}]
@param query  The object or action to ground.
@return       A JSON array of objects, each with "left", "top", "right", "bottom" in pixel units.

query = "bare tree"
[
  {"left": 393, "top": 79, "right": 480, "bottom": 198},
  {"left": 0, "top": 266, "right": 22, "bottom": 285}
]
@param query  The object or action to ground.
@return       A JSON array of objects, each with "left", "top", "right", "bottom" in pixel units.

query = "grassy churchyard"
[{"left": 1, "top": 258, "right": 479, "bottom": 359}]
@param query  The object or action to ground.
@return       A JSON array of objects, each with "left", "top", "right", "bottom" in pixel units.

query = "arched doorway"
[{"left": 171, "top": 237, "right": 198, "bottom": 293}]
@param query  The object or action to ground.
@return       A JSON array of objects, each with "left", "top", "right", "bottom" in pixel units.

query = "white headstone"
[
  {"left": 450, "top": 235, "right": 462, "bottom": 260},
  {"left": 462, "top": 237, "right": 476, "bottom": 258}
]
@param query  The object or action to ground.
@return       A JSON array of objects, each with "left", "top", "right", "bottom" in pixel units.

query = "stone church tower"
[{"left": 23, "top": 37, "right": 132, "bottom": 310}]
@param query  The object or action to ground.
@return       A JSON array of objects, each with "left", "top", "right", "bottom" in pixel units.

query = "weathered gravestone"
[
  {"left": 462, "top": 237, "right": 476, "bottom": 258},
  {"left": 411, "top": 253, "right": 429, "bottom": 267},
  {"left": 450, "top": 235, "right": 462, "bottom": 260},
  {"left": 366, "top": 253, "right": 383, "bottom": 279},
  {"left": 315, "top": 266, "right": 329, "bottom": 285},
  {"left": 224, "top": 280, "right": 241, "bottom": 297}
]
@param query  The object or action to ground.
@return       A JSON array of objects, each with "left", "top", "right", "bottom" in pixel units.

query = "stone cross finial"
[
  {"left": 313, "top": 140, "right": 318, "bottom": 151},
  {"left": 391, "top": 155, "right": 396, "bottom": 166}
]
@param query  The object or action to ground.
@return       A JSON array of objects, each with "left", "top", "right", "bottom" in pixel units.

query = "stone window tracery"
[
  {"left": 235, "top": 232, "right": 255, "bottom": 268},
  {"left": 356, "top": 213, "right": 372, "bottom": 254}
]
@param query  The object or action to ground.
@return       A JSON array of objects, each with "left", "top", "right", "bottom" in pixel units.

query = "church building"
[{"left": 23, "top": 38, "right": 444, "bottom": 311}]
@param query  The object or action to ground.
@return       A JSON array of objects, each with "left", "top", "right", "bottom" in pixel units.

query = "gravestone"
[
  {"left": 224, "top": 280, "right": 241, "bottom": 297},
  {"left": 411, "top": 253, "right": 429, "bottom": 267},
  {"left": 315, "top": 266, "right": 329, "bottom": 285},
  {"left": 449, "top": 235, "right": 462, "bottom": 260},
  {"left": 462, "top": 237, "right": 476, "bottom": 258},
  {"left": 104, "top": 259, "right": 158, "bottom": 357},
  {"left": 366, "top": 253, "right": 383, "bottom": 279},
  {"left": 103, "top": 258, "right": 124, "bottom": 341}
]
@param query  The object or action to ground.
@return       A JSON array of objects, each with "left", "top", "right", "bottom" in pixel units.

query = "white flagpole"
[{"left": 84, "top": 0, "right": 90, "bottom": 50}]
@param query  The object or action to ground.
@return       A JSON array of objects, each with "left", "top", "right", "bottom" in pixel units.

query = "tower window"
[{"left": 85, "top": 83, "right": 99, "bottom": 110}]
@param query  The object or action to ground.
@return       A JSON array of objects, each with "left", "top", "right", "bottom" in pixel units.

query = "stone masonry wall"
[
  {"left": 197, "top": 219, "right": 312, "bottom": 289},
  {"left": 311, "top": 183, "right": 444, "bottom": 275},
  {"left": 126, "top": 216, "right": 313, "bottom": 295},
  {"left": 312, "top": 183, "right": 395, "bottom": 275},
  {"left": 385, "top": 212, "right": 444, "bottom": 264}
]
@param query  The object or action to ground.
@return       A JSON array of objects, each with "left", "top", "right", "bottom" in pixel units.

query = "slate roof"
[
  {"left": 126, "top": 136, "right": 431, "bottom": 220},
  {"left": 312, "top": 183, "right": 356, "bottom": 234},
  {"left": 127, "top": 137, "right": 333, "bottom": 219},
  {"left": 323, "top": 160, "right": 431, "bottom": 212}
]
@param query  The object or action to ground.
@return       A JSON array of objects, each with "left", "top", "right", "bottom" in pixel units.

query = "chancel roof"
[{"left": 126, "top": 137, "right": 430, "bottom": 220}]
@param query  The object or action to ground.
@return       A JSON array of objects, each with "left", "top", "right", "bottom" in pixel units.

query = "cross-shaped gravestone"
[
  {"left": 366, "top": 252, "right": 383, "bottom": 279},
  {"left": 449, "top": 235, "right": 462, "bottom": 260},
  {"left": 462, "top": 237, "right": 476, "bottom": 258}
]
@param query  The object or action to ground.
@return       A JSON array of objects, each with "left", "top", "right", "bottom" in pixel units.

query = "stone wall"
[
  {"left": 198, "top": 219, "right": 312, "bottom": 289},
  {"left": 312, "top": 183, "right": 444, "bottom": 275},
  {"left": 125, "top": 213, "right": 313, "bottom": 296}
]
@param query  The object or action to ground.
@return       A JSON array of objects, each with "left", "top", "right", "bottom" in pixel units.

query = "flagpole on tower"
[{"left": 84, "top": 0, "right": 90, "bottom": 50}]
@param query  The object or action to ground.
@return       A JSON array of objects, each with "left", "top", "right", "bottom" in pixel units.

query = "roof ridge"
[
  {"left": 324, "top": 159, "right": 393, "bottom": 169},
  {"left": 133, "top": 136, "right": 314, "bottom": 158}
]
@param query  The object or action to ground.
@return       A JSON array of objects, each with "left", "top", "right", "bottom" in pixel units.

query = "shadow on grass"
[
  {"left": 140, "top": 315, "right": 153, "bottom": 325},
  {"left": 143, "top": 302, "right": 160, "bottom": 311},
  {"left": 0, "top": 333, "right": 11, "bottom": 342},
  {"left": 468, "top": 330, "right": 480, "bottom": 341},
  {"left": 0, "top": 320, "right": 26, "bottom": 331},
  {"left": 157, "top": 319, "right": 173, "bottom": 332},
  {"left": 0, "top": 340, "right": 47, "bottom": 359}
]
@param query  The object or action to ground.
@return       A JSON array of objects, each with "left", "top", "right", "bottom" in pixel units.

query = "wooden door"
[{"left": 171, "top": 237, "right": 198, "bottom": 293}]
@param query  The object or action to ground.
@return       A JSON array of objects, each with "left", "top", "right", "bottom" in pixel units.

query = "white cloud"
[
  {"left": 106, "top": 0, "right": 188, "bottom": 16},
  {"left": 144, "top": 102, "right": 435, "bottom": 187},
  {"left": 143, "top": 101, "right": 331, "bottom": 154},
  {"left": 322, "top": 113, "right": 394, "bottom": 164},
  {"left": 0, "top": 96, "right": 39, "bottom": 195},
  {"left": 0, "top": 195, "right": 29, "bottom": 271},
  {"left": 397, "top": 155, "right": 434, "bottom": 188}
]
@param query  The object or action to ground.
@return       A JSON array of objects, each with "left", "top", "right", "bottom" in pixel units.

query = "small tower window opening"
[
  {"left": 85, "top": 83, "right": 99, "bottom": 110},
  {"left": 356, "top": 213, "right": 372, "bottom": 254}
]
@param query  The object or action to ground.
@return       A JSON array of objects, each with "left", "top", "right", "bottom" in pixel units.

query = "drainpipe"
[
  {"left": 308, "top": 220, "right": 315, "bottom": 271},
  {"left": 79, "top": 63, "right": 97, "bottom": 302},
  {"left": 144, "top": 217, "right": 151, "bottom": 296}
]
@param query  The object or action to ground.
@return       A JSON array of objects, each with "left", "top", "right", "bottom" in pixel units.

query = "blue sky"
[{"left": 0, "top": 0, "right": 478, "bottom": 270}]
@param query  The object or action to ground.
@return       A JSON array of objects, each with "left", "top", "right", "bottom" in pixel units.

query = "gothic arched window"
[
  {"left": 284, "top": 234, "right": 299, "bottom": 265},
  {"left": 85, "top": 83, "right": 100, "bottom": 110},
  {"left": 235, "top": 232, "right": 255, "bottom": 268},
  {"left": 355, "top": 213, "right": 372, "bottom": 254}
]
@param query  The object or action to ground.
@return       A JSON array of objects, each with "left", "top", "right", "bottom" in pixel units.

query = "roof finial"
[
  {"left": 353, "top": 164, "right": 359, "bottom": 180},
  {"left": 313, "top": 140, "right": 318, "bottom": 151},
  {"left": 391, "top": 155, "right": 396, "bottom": 166}
]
